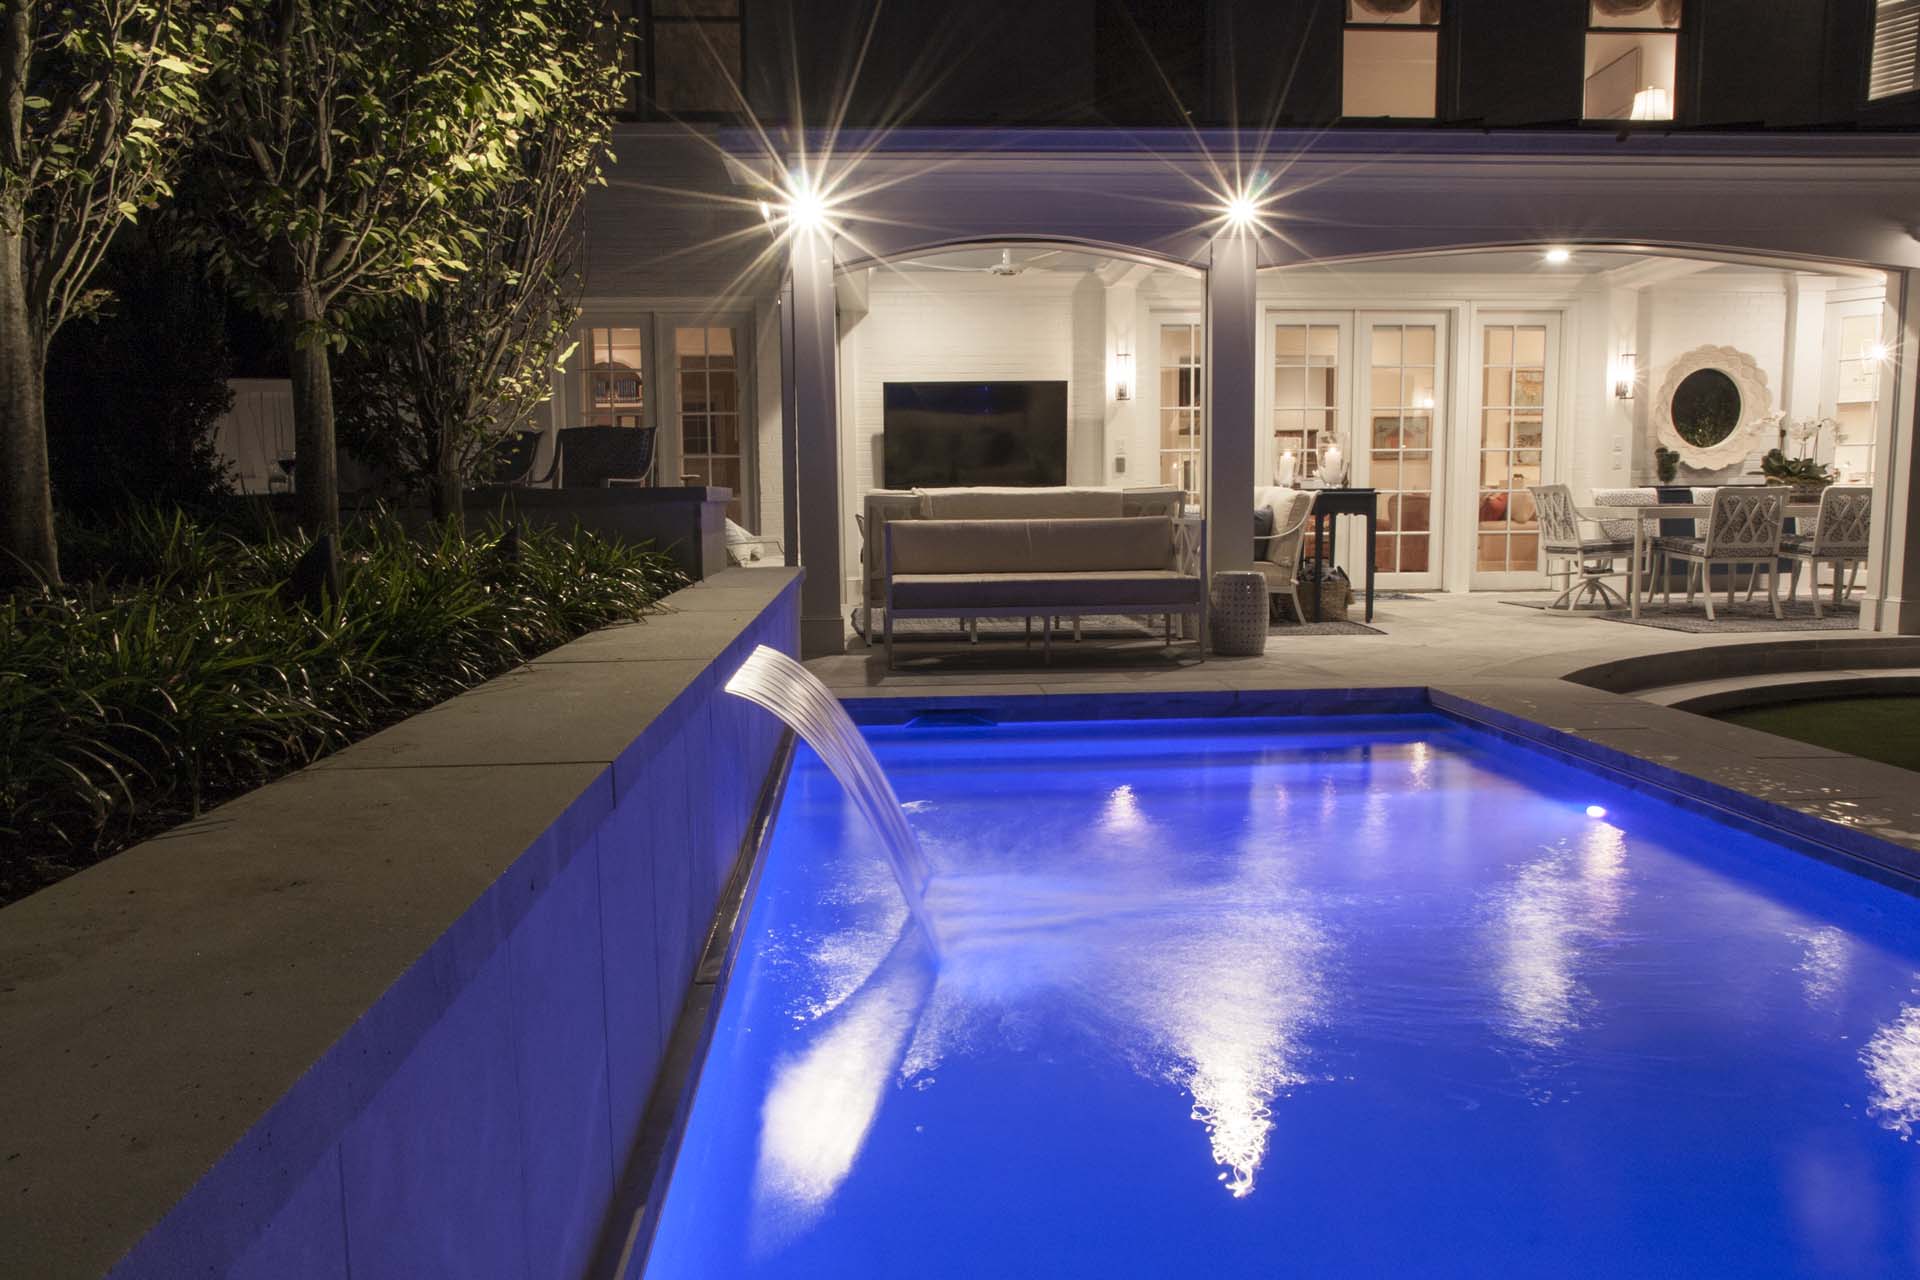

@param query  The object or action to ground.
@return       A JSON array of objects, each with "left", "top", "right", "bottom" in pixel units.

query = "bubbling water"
[{"left": 725, "top": 645, "right": 939, "bottom": 949}]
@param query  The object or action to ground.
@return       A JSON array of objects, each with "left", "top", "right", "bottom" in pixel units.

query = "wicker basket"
[
  {"left": 1209, "top": 571, "right": 1268, "bottom": 656},
  {"left": 1309, "top": 578, "right": 1351, "bottom": 622}
]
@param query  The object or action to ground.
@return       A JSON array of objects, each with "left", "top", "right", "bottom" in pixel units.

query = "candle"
[
  {"left": 1277, "top": 451, "right": 1296, "bottom": 487},
  {"left": 1322, "top": 443, "right": 1344, "bottom": 487}
]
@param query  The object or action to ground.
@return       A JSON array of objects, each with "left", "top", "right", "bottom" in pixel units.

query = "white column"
[
  {"left": 1868, "top": 268, "right": 1920, "bottom": 633},
  {"left": 1205, "top": 229, "right": 1259, "bottom": 576},
  {"left": 790, "top": 226, "right": 843, "bottom": 657}
]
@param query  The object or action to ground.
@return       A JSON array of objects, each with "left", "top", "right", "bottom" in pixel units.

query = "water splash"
[{"left": 725, "top": 645, "right": 939, "bottom": 948}]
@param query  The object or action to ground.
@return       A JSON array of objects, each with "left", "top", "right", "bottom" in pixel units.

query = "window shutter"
[{"left": 1871, "top": 0, "right": 1920, "bottom": 100}]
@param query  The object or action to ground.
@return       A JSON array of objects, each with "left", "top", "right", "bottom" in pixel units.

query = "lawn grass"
[{"left": 1714, "top": 695, "right": 1920, "bottom": 775}]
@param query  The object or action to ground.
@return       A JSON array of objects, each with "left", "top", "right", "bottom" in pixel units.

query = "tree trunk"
[
  {"left": 0, "top": 230, "right": 58, "bottom": 588},
  {"left": 429, "top": 444, "right": 464, "bottom": 531},
  {"left": 284, "top": 293, "right": 339, "bottom": 533}
]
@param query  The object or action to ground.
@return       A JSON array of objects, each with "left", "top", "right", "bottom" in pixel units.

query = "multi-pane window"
[
  {"left": 1160, "top": 323, "right": 1204, "bottom": 503},
  {"left": 1478, "top": 324, "right": 1547, "bottom": 575},
  {"left": 1273, "top": 324, "right": 1339, "bottom": 481},
  {"left": 1369, "top": 324, "right": 1437, "bottom": 575},
  {"left": 1871, "top": 0, "right": 1920, "bottom": 100},
  {"left": 649, "top": 0, "right": 743, "bottom": 117},
  {"left": 1342, "top": 1, "right": 1439, "bottom": 119},
  {"left": 1584, "top": 1, "right": 1678, "bottom": 121},
  {"left": 583, "top": 327, "right": 645, "bottom": 427},
  {"left": 676, "top": 325, "right": 744, "bottom": 523}
]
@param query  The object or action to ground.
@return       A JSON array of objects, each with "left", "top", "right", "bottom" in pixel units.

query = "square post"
[
  {"left": 790, "top": 227, "right": 843, "bottom": 657},
  {"left": 1205, "top": 228, "right": 1259, "bottom": 577}
]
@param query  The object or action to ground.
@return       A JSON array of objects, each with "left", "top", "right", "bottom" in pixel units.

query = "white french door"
[
  {"left": 1354, "top": 314, "right": 1447, "bottom": 590},
  {"left": 1463, "top": 313, "right": 1560, "bottom": 590}
]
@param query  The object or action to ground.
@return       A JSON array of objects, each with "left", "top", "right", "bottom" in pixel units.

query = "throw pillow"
[{"left": 1253, "top": 505, "right": 1275, "bottom": 559}]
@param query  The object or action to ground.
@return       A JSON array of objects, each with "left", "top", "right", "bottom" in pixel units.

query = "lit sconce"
[
  {"left": 1543, "top": 246, "right": 1572, "bottom": 265},
  {"left": 1630, "top": 86, "right": 1672, "bottom": 121},
  {"left": 1612, "top": 351, "right": 1637, "bottom": 399},
  {"left": 1868, "top": 341, "right": 1891, "bottom": 364},
  {"left": 1112, "top": 349, "right": 1134, "bottom": 401}
]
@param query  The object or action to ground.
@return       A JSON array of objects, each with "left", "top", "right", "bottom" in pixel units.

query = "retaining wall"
[{"left": 0, "top": 568, "right": 800, "bottom": 1279}]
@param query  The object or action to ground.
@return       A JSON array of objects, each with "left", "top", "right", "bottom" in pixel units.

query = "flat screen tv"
[{"left": 882, "top": 381, "right": 1068, "bottom": 489}]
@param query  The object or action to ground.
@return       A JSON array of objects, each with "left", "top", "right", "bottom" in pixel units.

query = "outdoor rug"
[
  {"left": 1505, "top": 598, "right": 1860, "bottom": 633},
  {"left": 1270, "top": 619, "right": 1384, "bottom": 636}
]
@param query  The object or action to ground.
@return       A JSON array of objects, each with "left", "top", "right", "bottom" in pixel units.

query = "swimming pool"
[{"left": 642, "top": 713, "right": 1920, "bottom": 1277}]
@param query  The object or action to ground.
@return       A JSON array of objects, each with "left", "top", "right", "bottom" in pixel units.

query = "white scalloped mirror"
[{"left": 1653, "top": 345, "right": 1773, "bottom": 470}]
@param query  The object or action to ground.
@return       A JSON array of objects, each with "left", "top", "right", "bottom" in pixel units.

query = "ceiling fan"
[{"left": 903, "top": 248, "right": 1064, "bottom": 277}]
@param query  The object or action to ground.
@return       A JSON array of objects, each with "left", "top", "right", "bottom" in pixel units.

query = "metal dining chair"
[
  {"left": 1779, "top": 485, "right": 1871, "bottom": 618},
  {"left": 1653, "top": 487, "right": 1787, "bottom": 621},
  {"left": 1530, "top": 484, "right": 1635, "bottom": 611},
  {"left": 548, "top": 425, "right": 658, "bottom": 488}
]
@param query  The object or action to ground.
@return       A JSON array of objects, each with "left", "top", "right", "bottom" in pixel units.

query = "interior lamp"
[
  {"left": 1112, "top": 349, "right": 1134, "bottom": 402},
  {"left": 1630, "top": 86, "right": 1672, "bottom": 121}
]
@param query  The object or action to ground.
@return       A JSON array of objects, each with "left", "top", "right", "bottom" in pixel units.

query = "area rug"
[
  {"left": 1506, "top": 597, "right": 1860, "bottom": 634},
  {"left": 874, "top": 614, "right": 1164, "bottom": 643},
  {"left": 1270, "top": 619, "right": 1384, "bottom": 636}
]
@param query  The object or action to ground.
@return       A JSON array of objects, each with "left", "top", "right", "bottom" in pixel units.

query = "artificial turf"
[{"left": 1714, "top": 695, "right": 1920, "bottom": 776}]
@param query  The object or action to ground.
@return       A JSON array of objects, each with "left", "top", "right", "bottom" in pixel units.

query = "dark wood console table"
[{"left": 1305, "top": 487, "right": 1377, "bottom": 623}]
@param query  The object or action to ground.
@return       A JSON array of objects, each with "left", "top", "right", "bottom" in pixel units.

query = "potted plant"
[
  {"left": 1654, "top": 447, "right": 1680, "bottom": 484},
  {"left": 1759, "top": 413, "right": 1837, "bottom": 500}
]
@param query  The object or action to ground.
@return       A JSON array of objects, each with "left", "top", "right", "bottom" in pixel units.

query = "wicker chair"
[
  {"left": 1654, "top": 487, "right": 1787, "bottom": 621},
  {"left": 1255, "top": 489, "right": 1316, "bottom": 623},
  {"left": 1780, "top": 485, "right": 1871, "bottom": 618},
  {"left": 1530, "top": 484, "right": 1634, "bottom": 611}
]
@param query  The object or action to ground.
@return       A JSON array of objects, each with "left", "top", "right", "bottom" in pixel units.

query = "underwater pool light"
[{"left": 1585, "top": 804, "right": 1608, "bottom": 819}]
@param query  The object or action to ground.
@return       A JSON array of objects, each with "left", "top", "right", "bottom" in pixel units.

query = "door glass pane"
[
  {"left": 1367, "top": 323, "right": 1439, "bottom": 577},
  {"left": 1273, "top": 323, "right": 1338, "bottom": 482},
  {"left": 676, "top": 324, "right": 745, "bottom": 524},
  {"left": 1160, "top": 322, "right": 1203, "bottom": 504},
  {"left": 583, "top": 326, "right": 644, "bottom": 427},
  {"left": 1478, "top": 323, "right": 1549, "bottom": 574}
]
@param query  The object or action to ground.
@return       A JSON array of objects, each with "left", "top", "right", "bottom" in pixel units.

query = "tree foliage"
[
  {"left": 338, "top": 0, "right": 625, "bottom": 524},
  {"left": 0, "top": 0, "right": 215, "bottom": 586},
  {"left": 192, "top": 0, "right": 577, "bottom": 532}
]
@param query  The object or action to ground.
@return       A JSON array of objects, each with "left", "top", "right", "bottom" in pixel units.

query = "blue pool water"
[{"left": 644, "top": 715, "right": 1920, "bottom": 1277}]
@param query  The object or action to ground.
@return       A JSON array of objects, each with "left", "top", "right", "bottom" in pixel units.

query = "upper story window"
[
  {"left": 1342, "top": 1, "right": 1439, "bottom": 120},
  {"left": 1583, "top": 1, "right": 1678, "bottom": 121},
  {"left": 648, "top": 0, "right": 743, "bottom": 118},
  {"left": 583, "top": 327, "right": 646, "bottom": 428},
  {"left": 1871, "top": 0, "right": 1920, "bottom": 100}
]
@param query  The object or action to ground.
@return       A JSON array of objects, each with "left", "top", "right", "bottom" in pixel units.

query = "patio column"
[
  {"left": 789, "top": 225, "right": 843, "bottom": 657},
  {"left": 1875, "top": 267, "right": 1920, "bottom": 633},
  {"left": 1205, "top": 228, "right": 1258, "bottom": 576}
]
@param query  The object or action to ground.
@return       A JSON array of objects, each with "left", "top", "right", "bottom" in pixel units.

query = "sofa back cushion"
[
  {"left": 890, "top": 516, "right": 1175, "bottom": 575},
  {"left": 914, "top": 486, "right": 1123, "bottom": 520}
]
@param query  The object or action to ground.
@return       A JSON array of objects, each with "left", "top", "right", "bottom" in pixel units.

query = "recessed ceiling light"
[{"left": 1544, "top": 247, "right": 1572, "bottom": 265}]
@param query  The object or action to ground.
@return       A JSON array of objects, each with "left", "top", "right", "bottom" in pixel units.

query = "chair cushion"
[
  {"left": 889, "top": 517, "right": 1173, "bottom": 575},
  {"left": 1651, "top": 536, "right": 1707, "bottom": 557},
  {"left": 890, "top": 570, "right": 1201, "bottom": 611},
  {"left": 1253, "top": 505, "right": 1274, "bottom": 559}
]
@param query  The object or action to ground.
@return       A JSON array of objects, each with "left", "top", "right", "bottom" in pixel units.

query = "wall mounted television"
[{"left": 882, "top": 381, "right": 1068, "bottom": 489}]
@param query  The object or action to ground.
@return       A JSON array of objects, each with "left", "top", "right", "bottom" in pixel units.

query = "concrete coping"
[{"left": 0, "top": 568, "right": 801, "bottom": 1279}]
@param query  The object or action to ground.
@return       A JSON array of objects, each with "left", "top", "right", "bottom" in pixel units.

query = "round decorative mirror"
[
  {"left": 1653, "top": 345, "right": 1773, "bottom": 471},
  {"left": 1669, "top": 369, "right": 1741, "bottom": 448}
]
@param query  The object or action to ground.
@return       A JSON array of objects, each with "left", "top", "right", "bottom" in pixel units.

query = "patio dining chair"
[
  {"left": 486, "top": 429, "right": 545, "bottom": 487},
  {"left": 1777, "top": 484, "right": 1871, "bottom": 618},
  {"left": 1653, "top": 487, "right": 1787, "bottom": 622},
  {"left": 1530, "top": 484, "right": 1634, "bottom": 612}
]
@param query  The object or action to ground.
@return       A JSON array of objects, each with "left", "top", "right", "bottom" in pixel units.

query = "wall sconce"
[
  {"left": 1612, "top": 351, "right": 1637, "bottom": 399},
  {"left": 1113, "top": 349, "right": 1134, "bottom": 401}
]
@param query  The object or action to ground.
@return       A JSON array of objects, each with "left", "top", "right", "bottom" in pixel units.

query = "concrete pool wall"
[{"left": 0, "top": 568, "right": 800, "bottom": 1278}]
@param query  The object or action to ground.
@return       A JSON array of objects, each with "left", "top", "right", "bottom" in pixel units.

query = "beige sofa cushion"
[
  {"left": 914, "top": 486, "right": 1123, "bottom": 520},
  {"left": 890, "top": 570, "right": 1198, "bottom": 611},
  {"left": 889, "top": 516, "right": 1174, "bottom": 576}
]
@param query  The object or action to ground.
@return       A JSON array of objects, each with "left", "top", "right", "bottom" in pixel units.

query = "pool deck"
[{"left": 803, "top": 590, "right": 1920, "bottom": 886}]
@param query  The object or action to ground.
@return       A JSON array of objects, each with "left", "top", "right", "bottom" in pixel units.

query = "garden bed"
[{"left": 0, "top": 507, "right": 687, "bottom": 905}]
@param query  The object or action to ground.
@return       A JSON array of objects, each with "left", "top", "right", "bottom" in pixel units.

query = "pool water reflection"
[{"left": 644, "top": 715, "right": 1920, "bottom": 1278}]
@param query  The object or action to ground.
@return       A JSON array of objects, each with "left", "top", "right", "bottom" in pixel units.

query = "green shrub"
[{"left": 0, "top": 509, "right": 688, "bottom": 904}]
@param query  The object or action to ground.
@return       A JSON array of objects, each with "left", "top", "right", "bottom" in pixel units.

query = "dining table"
[{"left": 1580, "top": 500, "right": 1820, "bottom": 618}]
